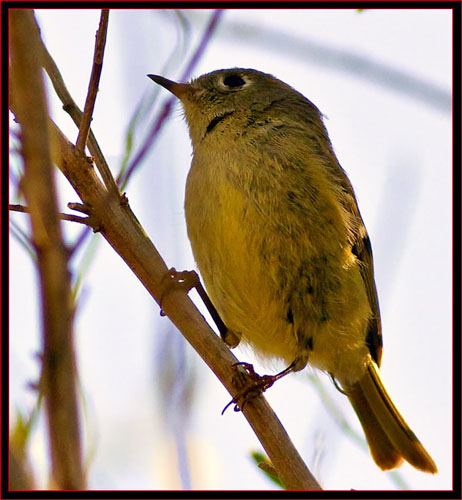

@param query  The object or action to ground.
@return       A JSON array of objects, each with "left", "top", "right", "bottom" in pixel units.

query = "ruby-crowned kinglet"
[{"left": 148, "top": 68, "right": 437, "bottom": 474}]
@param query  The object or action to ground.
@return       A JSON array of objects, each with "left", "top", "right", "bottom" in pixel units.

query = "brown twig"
[
  {"left": 37, "top": 15, "right": 118, "bottom": 196},
  {"left": 10, "top": 10, "right": 84, "bottom": 490},
  {"left": 9, "top": 203, "right": 30, "bottom": 214},
  {"left": 75, "top": 9, "right": 109, "bottom": 153},
  {"left": 9, "top": 203, "right": 93, "bottom": 226}
]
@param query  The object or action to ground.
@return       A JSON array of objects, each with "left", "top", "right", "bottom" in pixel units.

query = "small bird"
[{"left": 149, "top": 68, "right": 437, "bottom": 474}]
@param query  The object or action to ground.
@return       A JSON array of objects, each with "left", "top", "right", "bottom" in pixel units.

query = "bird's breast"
[{"left": 184, "top": 146, "right": 371, "bottom": 379}]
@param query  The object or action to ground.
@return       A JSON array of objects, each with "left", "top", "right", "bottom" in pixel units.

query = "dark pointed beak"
[{"left": 148, "top": 74, "right": 190, "bottom": 99}]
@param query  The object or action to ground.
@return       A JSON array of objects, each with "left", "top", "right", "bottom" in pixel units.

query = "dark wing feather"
[
  {"left": 351, "top": 232, "right": 383, "bottom": 366},
  {"left": 304, "top": 118, "right": 383, "bottom": 366},
  {"left": 326, "top": 155, "right": 383, "bottom": 366}
]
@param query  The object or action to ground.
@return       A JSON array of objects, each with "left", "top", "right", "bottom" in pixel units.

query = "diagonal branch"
[
  {"left": 75, "top": 9, "right": 109, "bottom": 153},
  {"left": 36, "top": 14, "right": 118, "bottom": 196},
  {"left": 46, "top": 115, "right": 322, "bottom": 491}
]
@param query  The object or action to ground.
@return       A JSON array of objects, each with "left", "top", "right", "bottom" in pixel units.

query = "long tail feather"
[{"left": 345, "top": 357, "right": 437, "bottom": 473}]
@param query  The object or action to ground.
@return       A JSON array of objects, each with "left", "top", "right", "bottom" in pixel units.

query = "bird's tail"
[{"left": 344, "top": 357, "right": 437, "bottom": 473}]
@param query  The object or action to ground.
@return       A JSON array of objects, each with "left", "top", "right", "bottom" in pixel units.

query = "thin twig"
[
  {"left": 9, "top": 203, "right": 29, "bottom": 214},
  {"left": 75, "top": 9, "right": 109, "bottom": 152},
  {"left": 37, "top": 16, "right": 118, "bottom": 195},
  {"left": 9, "top": 204, "right": 95, "bottom": 226},
  {"left": 119, "top": 9, "right": 224, "bottom": 186},
  {"left": 10, "top": 10, "right": 84, "bottom": 490},
  {"left": 60, "top": 214, "right": 92, "bottom": 225}
]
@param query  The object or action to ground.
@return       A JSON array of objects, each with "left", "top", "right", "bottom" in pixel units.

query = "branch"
[
  {"left": 75, "top": 9, "right": 109, "bottom": 152},
  {"left": 9, "top": 10, "right": 84, "bottom": 490},
  {"left": 45, "top": 115, "right": 321, "bottom": 491},
  {"left": 36, "top": 15, "right": 119, "bottom": 196}
]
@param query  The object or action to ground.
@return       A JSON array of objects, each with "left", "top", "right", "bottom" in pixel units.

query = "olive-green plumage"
[{"left": 149, "top": 68, "right": 437, "bottom": 474}]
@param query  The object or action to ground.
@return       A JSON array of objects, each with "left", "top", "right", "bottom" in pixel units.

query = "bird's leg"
[
  {"left": 159, "top": 267, "right": 240, "bottom": 347},
  {"left": 223, "top": 359, "right": 302, "bottom": 414}
]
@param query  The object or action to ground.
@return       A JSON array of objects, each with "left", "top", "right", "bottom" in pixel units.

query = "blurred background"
[{"left": 9, "top": 8, "right": 452, "bottom": 491}]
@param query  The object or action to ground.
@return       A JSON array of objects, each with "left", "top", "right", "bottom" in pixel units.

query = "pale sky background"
[{"left": 9, "top": 8, "right": 452, "bottom": 491}]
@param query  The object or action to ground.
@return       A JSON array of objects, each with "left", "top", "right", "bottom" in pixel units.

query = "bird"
[{"left": 148, "top": 68, "right": 437, "bottom": 474}]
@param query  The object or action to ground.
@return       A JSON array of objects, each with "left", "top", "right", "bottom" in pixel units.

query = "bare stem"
[
  {"left": 75, "top": 9, "right": 109, "bottom": 153},
  {"left": 9, "top": 204, "right": 93, "bottom": 226}
]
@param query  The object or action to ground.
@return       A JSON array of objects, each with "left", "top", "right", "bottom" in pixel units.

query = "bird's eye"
[{"left": 223, "top": 74, "right": 246, "bottom": 88}]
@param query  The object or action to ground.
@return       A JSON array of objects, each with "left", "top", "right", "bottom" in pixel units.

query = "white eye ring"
[{"left": 219, "top": 74, "right": 250, "bottom": 90}]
